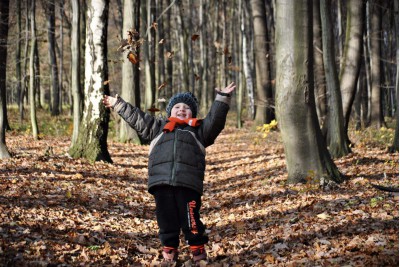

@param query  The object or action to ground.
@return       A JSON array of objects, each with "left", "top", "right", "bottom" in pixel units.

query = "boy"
[{"left": 103, "top": 82, "right": 235, "bottom": 264}]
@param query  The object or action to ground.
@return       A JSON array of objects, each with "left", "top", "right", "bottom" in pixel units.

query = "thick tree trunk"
[
  {"left": 340, "top": 0, "right": 364, "bottom": 135},
  {"left": 0, "top": 0, "right": 10, "bottom": 158},
  {"left": 29, "top": 0, "right": 38, "bottom": 139},
  {"left": 119, "top": 0, "right": 141, "bottom": 144},
  {"left": 70, "top": 0, "right": 82, "bottom": 145},
  {"left": 69, "top": 0, "right": 111, "bottom": 163},
  {"left": 275, "top": 0, "right": 344, "bottom": 184},
  {"left": 320, "top": 0, "right": 351, "bottom": 158},
  {"left": 251, "top": 0, "right": 274, "bottom": 125}
]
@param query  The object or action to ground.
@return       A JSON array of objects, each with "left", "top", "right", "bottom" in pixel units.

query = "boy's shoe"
[
  {"left": 162, "top": 246, "right": 178, "bottom": 262},
  {"left": 190, "top": 245, "right": 207, "bottom": 262}
]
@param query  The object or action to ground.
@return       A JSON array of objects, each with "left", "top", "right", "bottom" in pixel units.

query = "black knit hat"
[{"left": 166, "top": 92, "right": 198, "bottom": 118}]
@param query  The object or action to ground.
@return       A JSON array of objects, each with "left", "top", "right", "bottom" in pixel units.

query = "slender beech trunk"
[
  {"left": 339, "top": 0, "right": 365, "bottom": 137},
  {"left": 119, "top": 0, "right": 141, "bottom": 144},
  {"left": 320, "top": 0, "right": 350, "bottom": 157},
  {"left": 70, "top": 0, "right": 82, "bottom": 145},
  {"left": 29, "top": 0, "right": 38, "bottom": 139}
]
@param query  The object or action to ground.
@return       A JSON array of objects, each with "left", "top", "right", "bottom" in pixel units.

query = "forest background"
[{"left": 0, "top": 0, "right": 399, "bottom": 266}]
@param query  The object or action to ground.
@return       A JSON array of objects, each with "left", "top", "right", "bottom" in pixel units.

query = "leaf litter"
[{"left": 0, "top": 127, "right": 398, "bottom": 266}]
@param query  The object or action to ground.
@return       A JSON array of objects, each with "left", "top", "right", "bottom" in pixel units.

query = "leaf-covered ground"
[{"left": 0, "top": 127, "right": 398, "bottom": 266}]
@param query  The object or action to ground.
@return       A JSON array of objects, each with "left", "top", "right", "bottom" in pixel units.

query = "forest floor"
[{"left": 0, "top": 118, "right": 399, "bottom": 266}]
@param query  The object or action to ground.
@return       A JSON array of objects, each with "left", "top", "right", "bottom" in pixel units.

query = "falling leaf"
[
  {"left": 191, "top": 34, "right": 200, "bottom": 41},
  {"left": 194, "top": 74, "right": 200, "bottom": 81},
  {"left": 224, "top": 46, "right": 230, "bottom": 55},
  {"left": 157, "top": 98, "right": 166, "bottom": 103},
  {"left": 227, "top": 55, "right": 232, "bottom": 65},
  {"left": 165, "top": 51, "right": 174, "bottom": 59},
  {"left": 151, "top": 22, "right": 158, "bottom": 31},
  {"left": 157, "top": 82, "right": 167, "bottom": 91},
  {"left": 103, "top": 80, "right": 110, "bottom": 85},
  {"left": 159, "top": 39, "right": 165, "bottom": 44},
  {"left": 147, "top": 107, "right": 160, "bottom": 112},
  {"left": 127, "top": 52, "right": 139, "bottom": 64}
]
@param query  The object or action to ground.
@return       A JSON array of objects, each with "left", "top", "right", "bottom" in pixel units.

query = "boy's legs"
[
  {"left": 153, "top": 186, "right": 181, "bottom": 249},
  {"left": 174, "top": 187, "right": 208, "bottom": 260}
]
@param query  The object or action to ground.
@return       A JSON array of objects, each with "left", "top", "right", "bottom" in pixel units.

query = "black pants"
[{"left": 153, "top": 186, "right": 209, "bottom": 248}]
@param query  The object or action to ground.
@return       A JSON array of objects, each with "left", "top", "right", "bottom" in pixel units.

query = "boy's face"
[{"left": 170, "top": 102, "right": 193, "bottom": 120}]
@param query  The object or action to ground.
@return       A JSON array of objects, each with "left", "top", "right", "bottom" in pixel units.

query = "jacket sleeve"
[
  {"left": 199, "top": 93, "right": 231, "bottom": 147},
  {"left": 113, "top": 96, "right": 163, "bottom": 141}
]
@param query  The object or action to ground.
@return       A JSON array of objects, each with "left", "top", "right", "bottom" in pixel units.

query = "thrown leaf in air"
[
  {"left": 224, "top": 46, "right": 230, "bottom": 55},
  {"left": 191, "top": 34, "right": 200, "bottom": 41},
  {"left": 117, "top": 39, "right": 130, "bottom": 51},
  {"left": 151, "top": 22, "right": 158, "bottom": 31},
  {"left": 158, "top": 82, "right": 167, "bottom": 91},
  {"left": 166, "top": 51, "right": 174, "bottom": 59},
  {"left": 103, "top": 80, "right": 110, "bottom": 85},
  {"left": 148, "top": 107, "right": 160, "bottom": 112},
  {"left": 159, "top": 39, "right": 165, "bottom": 44},
  {"left": 194, "top": 74, "right": 200, "bottom": 81},
  {"left": 127, "top": 52, "right": 139, "bottom": 64}
]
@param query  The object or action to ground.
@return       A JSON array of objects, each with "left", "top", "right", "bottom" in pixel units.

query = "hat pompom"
[{"left": 166, "top": 92, "right": 198, "bottom": 118}]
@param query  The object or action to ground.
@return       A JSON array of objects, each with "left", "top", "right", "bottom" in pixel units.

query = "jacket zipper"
[{"left": 171, "top": 130, "right": 177, "bottom": 185}]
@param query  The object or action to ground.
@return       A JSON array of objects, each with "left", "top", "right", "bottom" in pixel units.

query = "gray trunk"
[
  {"left": 119, "top": 0, "right": 141, "bottom": 144},
  {"left": 29, "top": 0, "right": 38, "bottom": 140},
  {"left": 339, "top": 0, "right": 364, "bottom": 133},
  {"left": 275, "top": 0, "right": 344, "bottom": 184},
  {"left": 70, "top": 0, "right": 82, "bottom": 145},
  {"left": 320, "top": 0, "right": 350, "bottom": 157}
]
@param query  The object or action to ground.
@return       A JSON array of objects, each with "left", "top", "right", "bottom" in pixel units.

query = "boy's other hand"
[
  {"left": 103, "top": 95, "right": 117, "bottom": 108},
  {"left": 216, "top": 82, "right": 236, "bottom": 95}
]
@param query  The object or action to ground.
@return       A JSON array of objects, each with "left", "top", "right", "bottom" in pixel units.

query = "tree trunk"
[
  {"left": 20, "top": 0, "right": 29, "bottom": 122},
  {"left": 312, "top": 0, "right": 327, "bottom": 128},
  {"left": 45, "top": 0, "right": 60, "bottom": 116},
  {"left": 242, "top": 0, "right": 254, "bottom": 120},
  {"left": 275, "top": 0, "right": 344, "bottom": 184},
  {"left": 369, "top": 0, "right": 385, "bottom": 128},
  {"left": 59, "top": 0, "right": 64, "bottom": 113},
  {"left": 340, "top": 0, "right": 365, "bottom": 135},
  {"left": 29, "top": 0, "right": 39, "bottom": 140},
  {"left": 69, "top": 0, "right": 111, "bottom": 163},
  {"left": 119, "top": 0, "right": 141, "bottom": 144},
  {"left": 320, "top": 0, "right": 351, "bottom": 158},
  {"left": 70, "top": 0, "right": 82, "bottom": 145},
  {"left": 0, "top": 0, "right": 10, "bottom": 158},
  {"left": 251, "top": 0, "right": 274, "bottom": 125},
  {"left": 15, "top": 0, "right": 22, "bottom": 121}
]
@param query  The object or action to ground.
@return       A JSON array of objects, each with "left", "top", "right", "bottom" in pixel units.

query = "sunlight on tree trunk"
[
  {"left": 29, "top": 0, "right": 39, "bottom": 140},
  {"left": 275, "top": 0, "right": 344, "bottom": 184}
]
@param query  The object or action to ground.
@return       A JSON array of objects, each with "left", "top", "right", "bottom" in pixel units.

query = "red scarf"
[{"left": 163, "top": 117, "right": 201, "bottom": 133}]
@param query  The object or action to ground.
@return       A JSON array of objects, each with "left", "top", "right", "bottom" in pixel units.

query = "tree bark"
[
  {"left": 69, "top": 0, "right": 111, "bottom": 163},
  {"left": 320, "top": 0, "right": 351, "bottom": 158},
  {"left": 340, "top": 0, "right": 365, "bottom": 135},
  {"left": 251, "top": 0, "right": 274, "bottom": 125},
  {"left": 119, "top": 0, "right": 141, "bottom": 144},
  {"left": 312, "top": 0, "right": 327, "bottom": 128},
  {"left": 45, "top": 0, "right": 60, "bottom": 116},
  {"left": 29, "top": 0, "right": 39, "bottom": 139},
  {"left": 369, "top": 0, "right": 385, "bottom": 128},
  {"left": 0, "top": 0, "right": 10, "bottom": 158},
  {"left": 242, "top": 0, "right": 254, "bottom": 120},
  {"left": 275, "top": 0, "right": 344, "bottom": 184},
  {"left": 70, "top": 0, "right": 82, "bottom": 145}
]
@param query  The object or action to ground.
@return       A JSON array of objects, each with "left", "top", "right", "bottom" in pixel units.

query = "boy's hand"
[
  {"left": 216, "top": 82, "right": 236, "bottom": 95},
  {"left": 103, "top": 95, "right": 117, "bottom": 108}
]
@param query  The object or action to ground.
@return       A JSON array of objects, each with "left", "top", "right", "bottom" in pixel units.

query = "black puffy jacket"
[{"left": 113, "top": 93, "right": 231, "bottom": 195}]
